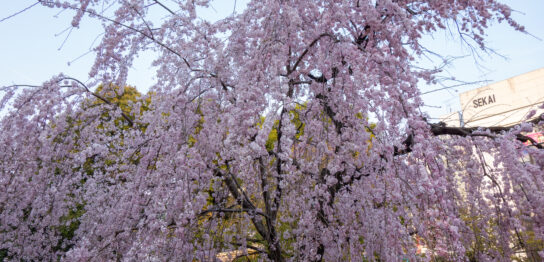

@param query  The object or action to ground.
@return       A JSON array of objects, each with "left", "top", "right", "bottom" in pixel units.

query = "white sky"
[{"left": 1, "top": 0, "right": 543, "bottom": 121}]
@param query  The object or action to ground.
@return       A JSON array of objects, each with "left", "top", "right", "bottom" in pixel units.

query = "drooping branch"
[
  {"left": 49, "top": 2, "right": 234, "bottom": 90},
  {"left": 3, "top": 78, "right": 135, "bottom": 127},
  {"left": 395, "top": 115, "right": 544, "bottom": 155},
  {"left": 286, "top": 33, "right": 336, "bottom": 75}
]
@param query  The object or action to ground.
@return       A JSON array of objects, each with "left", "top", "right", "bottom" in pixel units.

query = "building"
[
  {"left": 440, "top": 67, "right": 544, "bottom": 129},
  {"left": 437, "top": 67, "right": 544, "bottom": 260}
]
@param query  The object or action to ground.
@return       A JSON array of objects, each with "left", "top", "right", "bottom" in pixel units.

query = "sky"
[
  {"left": 0, "top": 0, "right": 248, "bottom": 89},
  {"left": 417, "top": 0, "right": 544, "bottom": 120},
  {"left": 1, "top": 0, "right": 543, "bottom": 121}
]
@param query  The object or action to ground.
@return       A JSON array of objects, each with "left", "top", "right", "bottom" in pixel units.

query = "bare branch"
[
  {"left": 0, "top": 2, "right": 40, "bottom": 23},
  {"left": 152, "top": 0, "right": 176, "bottom": 16}
]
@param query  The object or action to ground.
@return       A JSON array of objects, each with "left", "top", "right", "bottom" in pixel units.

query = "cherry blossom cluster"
[{"left": 1, "top": 1, "right": 541, "bottom": 261}]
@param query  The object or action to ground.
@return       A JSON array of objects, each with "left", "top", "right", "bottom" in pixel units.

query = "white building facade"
[{"left": 441, "top": 67, "right": 544, "bottom": 129}]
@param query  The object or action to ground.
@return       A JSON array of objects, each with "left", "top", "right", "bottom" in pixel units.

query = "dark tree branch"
[
  {"left": 212, "top": 165, "right": 286, "bottom": 261},
  {"left": 429, "top": 119, "right": 544, "bottom": 149},
  {"left": 198, "top": 207, "right": 270, "bottom": 219},
  {"left": 395, "top": 116, "right": 544, "bottom": 155},
  {"left": 315, "top": 93, "right": 344, "bottom": 134},
  {"left": 152, "top": 0, "right": 176, "bottom": 16},
  {"left": 226, "top": 242, "right": 267, "bottom": 255},
  {"left": 308, "top": 73, "right": 328, "bottom": 83},
  {"left": 214, "top": 168, "right": 268, "bottom": 239},
  {"left": 287, "top": 33, "right": 335, "bottom": 75}
]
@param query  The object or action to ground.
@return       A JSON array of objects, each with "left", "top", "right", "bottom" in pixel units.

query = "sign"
[
  {"left": 524, "top": 132, "right": 544, "bottom": 146},
  {"left": 472, "top": 94, "right": 496, "bottom": 108},
  {"left": 457, "top": 67, "right": 544, "bottom": 127}
]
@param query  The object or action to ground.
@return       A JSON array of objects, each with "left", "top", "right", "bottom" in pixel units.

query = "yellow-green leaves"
[{"left": 93, "top": 85, "right": 142, "bottom": 130}]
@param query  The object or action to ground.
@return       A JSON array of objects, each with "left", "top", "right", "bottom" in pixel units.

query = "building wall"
[
  {"left": 439, "top": 112, "right": 461, "bottom": 127},
  {"left": 435, "top": 68, "right": 544, "bottom": 260},
  {"left": 457, "top": 67, "right": 544, "bottom": 127}
]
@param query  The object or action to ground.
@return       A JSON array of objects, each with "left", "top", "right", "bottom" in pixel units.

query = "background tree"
[{"left": 1, "top": 1, "right": 543, "bottom": 261}]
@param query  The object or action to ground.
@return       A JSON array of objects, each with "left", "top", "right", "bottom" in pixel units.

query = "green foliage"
[
  {"left": 264, "top": 103, "right": 307, "bottom": 152},
  {"left": 54, "top": 203, "right": 86, "bottom": 252},
  {"left": 289, "top": 104, "right": 306, "bottom": 140},
  {"left": 92, "top": 85, "right": 142, "bottom": 130},
  {"left": 277, "top": 218, "right": 298, "bottom": 258},
  {"left": 48, "top": 85, "right": 146, "bottom": 256},
  {"left": 188, "top": 103, "right": 205, "bottom": 147},
  {"left": 265, "top": 120, "right": 279, "bottom": 151},
  {"left": 0, "top": 248, "right": 9, "bottom": 262}
]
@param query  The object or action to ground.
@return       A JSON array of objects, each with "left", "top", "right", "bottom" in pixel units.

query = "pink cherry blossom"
[{"left": 1, "top": 1, "right": 542, "bottom": 261}]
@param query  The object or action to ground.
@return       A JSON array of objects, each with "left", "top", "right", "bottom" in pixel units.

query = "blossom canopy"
[{"left": 0, "top": 1, "right": 543, "bottom": 261}]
